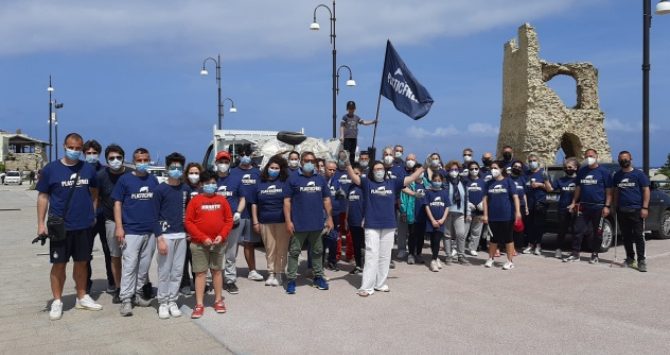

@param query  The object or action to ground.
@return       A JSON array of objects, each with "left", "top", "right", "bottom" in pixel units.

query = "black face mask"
[
  {"left": 502, "top": 152, "right": 512, "bottom": 161},
  {"left": 619, "top": 159, "right": 631, "bottom": 168},
  {"left": 565, "top": 169, "right": 576, "bottom": 176},
  {"left": 482, "top": 158, "right": 492, "bottom": 167},
  {"left": 511, "top": 167, "right": 522, "bottom": 176}
]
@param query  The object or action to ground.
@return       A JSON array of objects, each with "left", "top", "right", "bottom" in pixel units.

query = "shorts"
[
  {"left": 489, "top": 221, "right": 513, "bottom": 244},
  {"left": 50, "top": 228, "right": 94, "bottom": 264},
  {"left": 190, "top": 243, "right": 225, "bottom": 273},
  {"left": 238, "top": 218, "right": 261, "bottom": 243},
  {"left": 105, "top": 220, "right": 122, "bottom": 257}
]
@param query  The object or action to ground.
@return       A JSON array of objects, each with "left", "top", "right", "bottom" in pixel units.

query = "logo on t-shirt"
[
  {"left": 489, "top": 184, "right": 508, "bottom": 194},
  {"left": 468, "top": 182, "right": 482, "bottom": 192},
  {"left": 562, "top": 183, "right": 576, "bottom": 192},
  {"left": 618, "top": 178, "right": 637, "bottom": 188},
  {"left": 131, "top": 186, "right": 153, "bottom": 200},
  {"left": 217, "top": 185, "right": 234, "bottom": 197},
  {"left": 241, "top": 174, "right": 256, "bottom": 185},
  {"left": 60, "top": 173, "right": 89, "bottom": 187},
  {"left": 429, "top": 196, "right": 445, "bottom": 207},
  {"left": 299, "top": 181, "right": 322, "bottom": 193},
  {"left": 348, "top": 190, "right": 360, "bottom": 201},
  {"left": 201, "top": 203, "right": 221, "bottom": 211},
  {"left": 338, "top": 175, "right": 352, "bottom": 184},
  {"left": 581, "top": 175, "right": 598, "bottom": 186},
  {"left": 260, "top": 185, "right": 283, "bottom": 195},
  {"left": 160, "top": 220, "right": 170, "bottom": 232},
  {"left": 371, "top": 186, "right": 393, "bottom": 196}
]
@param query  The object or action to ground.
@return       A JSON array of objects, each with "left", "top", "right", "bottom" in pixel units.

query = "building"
[{"left": 0, "top": 129, "right": 48, "bottom": 172}]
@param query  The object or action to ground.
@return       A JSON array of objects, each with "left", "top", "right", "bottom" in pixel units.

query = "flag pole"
[
  {"left": 371, "top": 40, "right": 390, "bottom": 154},
  {"left": 371, "top": 93, "right": 382, "bottom": 149}
]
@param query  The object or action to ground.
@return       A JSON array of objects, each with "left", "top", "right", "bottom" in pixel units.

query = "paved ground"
[{"left": 2, "top": 184, "right": 670, "bottom": 354}]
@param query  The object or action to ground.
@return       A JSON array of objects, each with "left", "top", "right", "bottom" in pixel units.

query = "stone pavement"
[{"left": 2, "top": 185, "right": 670, "bottom": 354}]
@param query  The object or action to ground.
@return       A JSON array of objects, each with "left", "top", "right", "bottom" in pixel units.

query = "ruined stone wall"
[{"left": 497, "top": 23, "right": 612, "bottom": 165}]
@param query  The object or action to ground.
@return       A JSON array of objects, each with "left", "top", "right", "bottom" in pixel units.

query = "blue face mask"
[
  {"left": 268, "top": 168, "right": 280, "bottom": 178},
  {"left": 432, "top": 181, "right": 443, "bottom": 189},
  {"left": 65, "top": 149, "right": 81, "bottom": 161},
  {"left": 202, "top": 183, "right": 217, "bottom": 194},
  {"left": 302, "top": 162, "right": 315, "bottom": 174},
  {"left": 135, "top": 163, "right": 150, "bottom": 173},
  {"left": 168, "top": 168, "right": 183, "bottom": 179},
  {"left": 240, "top": 156, "right": 252, "bottom": 165}
]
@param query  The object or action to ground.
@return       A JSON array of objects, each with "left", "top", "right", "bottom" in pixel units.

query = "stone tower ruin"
[{"left": 497, "top": 23, "right": 612, "bottom": 164}]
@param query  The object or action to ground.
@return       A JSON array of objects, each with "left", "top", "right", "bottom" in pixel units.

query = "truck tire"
[{"left": 653, "top": 210, "right": 670, "bottom": 240}]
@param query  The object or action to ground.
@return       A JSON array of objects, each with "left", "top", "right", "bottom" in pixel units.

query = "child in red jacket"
[{"left": 185, "top": 171, "right": 233, "bottom": 319}]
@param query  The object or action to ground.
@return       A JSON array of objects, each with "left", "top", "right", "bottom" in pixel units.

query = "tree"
[{"left": 658, "top": 153, "right": 670, "bottom": 177}]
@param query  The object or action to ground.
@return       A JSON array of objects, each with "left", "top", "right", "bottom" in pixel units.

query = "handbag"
[{"left": 47, "top": 168, "right": 81, "bottom": 242}]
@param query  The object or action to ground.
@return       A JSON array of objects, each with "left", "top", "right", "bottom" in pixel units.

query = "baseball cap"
[{"left": 215, "top": 151, "right": 231, "bottom": 161}]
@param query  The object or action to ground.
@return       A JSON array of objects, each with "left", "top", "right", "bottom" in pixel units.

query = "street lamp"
[
  {"left": 336, "top": 65, "right": 356, "bottom": 95},
  {"left": 642, "top": 0, "right": 669, "bottom": 175},
  {"left": 200, "top": 54, "right": 227, "bottom": 129},
  {"left": 53, "top": 101, "right": 63, "bottom": 160},
  {"left": 47, "top": 76, "right": 54, "bottom": 162}
]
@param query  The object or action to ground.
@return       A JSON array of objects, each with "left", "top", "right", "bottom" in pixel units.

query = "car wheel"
[
  {"left": 654, "top": 210, "right": 670, "bottom": 240},
  {"left": 599, "top": 219, "right": 613, "bottom": 253}
]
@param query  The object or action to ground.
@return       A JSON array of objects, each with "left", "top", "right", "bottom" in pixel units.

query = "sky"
[{"left": 1, "top": 0, "right": 669, "bottom": 167}]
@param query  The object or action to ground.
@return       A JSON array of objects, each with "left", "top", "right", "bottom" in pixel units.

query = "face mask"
[
  {"left": 65, "top": 149, "right": 81, "bottom": 161},
  {"left": 268, "top": 168, "right": 280, "bottom": 178},
  {"left": 406, "top": 160, "right": 416, "bottom": 169},
  {"left": 188, "top": 174, "right": 200, "bottom": 184},
  {"left": 565, "top": 169, "right": 576, "bottom": 176},
  {"left": 168, "top": 168, "right": 183, "bottom": 179},
  {"left": 135, "top": 163, "right": 150, "bottom": 173},
  {"left": 449, "top": 170, "right": 459, "bottom": 179},
  {"left": 217, "top": 163, "right": 230, "bottom": 173},
  {"left": 482, "top": 158, "right": 492, "bottom": 167},
  {"left": 289, "top": 159, "right": 300, "bottom": 168},
  {"left": 359, "top": 160, "right": 369, "bottom": 168},
  {"left": 502, "top": 152, "right": 512, "bottom": 160},
  {"left": 394, "top": 152, "right": 403, "bottom": 159},
  {"left": 529, "top": 161, "right": 539, "bottom": 170},
  {"left": 470, "top": 168, "right": 479, "bottom": 176},
  {"left": 337, "top": 161, "right": 346, "bottom": 170},
  {"left": 108, "top": 159, "right": 123, "bottom": 170},
  {"left": 203, "top": 183, "right": 217, "bottom": 194},
  {"left": 302, "top": 162, "right": 315, "bottom": 173},
  {"left": 373, "top": 170, "right": 385, "bottom": 182},
  {"left": 431, "top": 159, "right": 440, "bottom": 168},
  {"left": 85, "top": 154, "right": 99, "bottom": 164},
  {"left": 512, "top": 168, "right": 522, "bottom": 176},
  {"left": 431, "top": 181, "right": 442, "bottom": 189},
  {"left": 383, "top": 156, "right": 394, "bottom": 165},
  {"left": 618, "top": 159, "right": 631, "bottom": 168},
  {"left": 240, "top": 156, "right": 252, "bottom": 165},
  {"left": 319, "top": 167, "right": 326, "bottom": 174},
  {"left": 491, "top": 168, "right": 501, "bottom": 178},
  {"left": 463, "top": 155, "right": 473, "bottom": 162},
  {"left": 586, "top": 157, "right": 597, "bottom": 166}
]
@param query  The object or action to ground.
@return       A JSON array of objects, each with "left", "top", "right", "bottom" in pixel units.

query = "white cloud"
[
  {"left": 408, "top": 125, "right": 459, "bottom": 139},
  {"left": 467, "top": 122, "right": 499, "bottom": 136},
  {"left": 0, "top": 0, "right": 598, "bottom": 59}
]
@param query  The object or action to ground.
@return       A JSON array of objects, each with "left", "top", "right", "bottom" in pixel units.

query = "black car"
[{"left": 544, "top": 163, "right": 670, "bottom": 252}]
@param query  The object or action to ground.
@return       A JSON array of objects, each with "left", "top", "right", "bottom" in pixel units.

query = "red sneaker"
[
  {"left": 191, "top": 304, "right": 204, "bottom": 319},
  {"left": 213, "top": 300, "right": 227, "bottom": 314}
]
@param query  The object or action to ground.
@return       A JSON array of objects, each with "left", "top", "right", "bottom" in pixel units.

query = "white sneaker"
[
  {"left": 533, "top": 246, "right": 542, "bottom": 255},
  {"left": 158, "top": 303, "right": 170, "bottom": 319},
  {"left": 484, "top": 258, "right": 494, "bottom": 268},
  {"left": 450, "top": 249, "right": 458, "bottom": 257},
  {"left": 522, "top": 246, "right": 532, "bottom": 254},
  {"left": 555, "top": 249, "right": 563, "bottom": 259},
  {"left": 248, "top": 270, "right": 264, "bottom": 281},
  {"left": 430, "top": 260, "right": 439, "bottom": 272},
  {"left": 265, "top": 274, "right": 276, "bottom": 286},
  {"left": 49, "top": 299, "right": 63, "bottom": 320},
  {"left": 468, "top": 250, "right": 478, "bottom": 257},
  {"left": 374, "top": 284, "right": 390, "bottom": 292},
  {"left": 75, "top": 294, "right": 103, "bottom": 311},
  {"left": 168, "top": 302, "right": 182, "bottom": 317},
  {"left": 436, "top": 259, "right": 443, "bottom": 269},
  {"left": 503, "top": 261, "right": 515, "bottom": 270}
]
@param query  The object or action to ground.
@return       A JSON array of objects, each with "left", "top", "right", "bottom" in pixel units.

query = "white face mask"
[
  {"left": 108, "top": 159, "right": 123, "bottom": 170},
  {"left": 586, "top": 157, "right": 597, "bottom": 166},
  {"left": 406, "top": 160, "right": 416, "bottom": 169},
  {"left": 470, "top": 168, "right": 479, "bottom": 176},
  {"left": 463, "top": 155, "right": 473, "bottom": 162},
  {"left": 383, "top": 156, "right": 394, "bottom": 165},
  {"left": 288, "top": 159, "right": 300, "bottom": 168},
  {"left": 359, "top": 160, "right": 369, "bottom": 168},
  {"left": 529, "top": 161, "right": 539, "bottom": 170},
  {"left": 188, "top": 174, "right": 200, "bottom": 184},
  {"left": 373, "top": 170, "right": 386, "bottom": 182},
  {"left": 491, "top": 168, "right": 501, "bottom": 178},
  {"left": 449, "top": 170, "right": 459, "bottom": 179},
  {"left": 394, "top": 151, "right": 403, "bottom": 159},
  {"left": 431, "top": 159, "right": 440, "bottom": 168},
  {"left": 217, "top": 163, "right": 230, "bottom": 173}
]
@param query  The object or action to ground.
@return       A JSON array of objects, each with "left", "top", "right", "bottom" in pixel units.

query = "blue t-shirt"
[
  {"left": 423, "top": 189, "right": 451, "bottom": 232},
  {"left": 216, "top": 173, "right": 243, "bottom": 214},
  {"left": 334, "top": 169, "right": 352, "bottom": 193},
  {"left": 465, "top": 177, "right": 486, "bottom": 214},
  {"left": 249, "top": 179, "right": 289, "bottom": 224},
  {"left": 153, "top": 182, "right": 191, "bottom": 235},
  {"left": 327, "top": 175, "right": 345, "bottom": 216},
  {"left": 576, "top": 165, "right": 613, "bottom": 209},
  {"left": 287, "top": 171, "right": 330, "bottom": 232},
  {"left": 36, "top": 160, "right": 98, "bottom": 231},
  {"left": 552, "top": 175, "right": 577, "bottom": 211},
  {"left": 360, "top": 177, "right": 405, "bottom": 229},
  {"left": 613, "top": 169, "right": 649, "bottom": 209},
  {"left": 388, "top": 165, "right": 407, "bottom": 181},
  {"left": 485, "top": 177, "right": 517, "bottom": 222},
  {"left": 525, "top": 169, "right": 548, "bottom": 206},
  {"left": 346, "top": 184, "right": 364, "bottom": 228},
  {"left": 111, "top": 172, "right": 159, "bottom": 234},
  {"left": 230, "top": 166, "right": 260, "bottom": 218},
  {"left": 510, "top": 175, "right": 527, "bottom": 207},
  {"left": 414, "top": 185, "right": 428, "bottom": 224}
]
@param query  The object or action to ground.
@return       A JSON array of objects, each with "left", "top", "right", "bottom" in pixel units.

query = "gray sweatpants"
[
  {"left": 120, "top": 233, "right": 156, "bottom": 302},
  {"left": 224, "top": 220, "right": 245, "bottom": 284},
  {"left": 443, "top": 212, "right": 466, "bottom": 257},
  {"left": 465, "top": 215, "right": 484, "bottom": 252},
  {"left": 157, "top": 238, "right": 187, "bottom": 304}
]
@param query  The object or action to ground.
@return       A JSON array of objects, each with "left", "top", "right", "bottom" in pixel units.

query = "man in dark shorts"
[
  {"left": 339, "top": 101, "right": 376, "bottom": 165},
  {"left": 36, "top": 132, "right": 102, "bottom": 321}
]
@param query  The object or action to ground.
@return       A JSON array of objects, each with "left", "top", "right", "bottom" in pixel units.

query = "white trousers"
[{"left": 359, "top": 228, "right": 395, "bottom": 294}]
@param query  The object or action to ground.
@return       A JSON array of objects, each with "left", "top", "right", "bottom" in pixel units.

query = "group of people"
[{"left": 36, "top": 128, "right": 651, "bottom": 320}]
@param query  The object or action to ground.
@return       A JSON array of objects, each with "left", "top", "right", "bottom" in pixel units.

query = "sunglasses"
[{"left": 108, "top": 156, "right": 123, "bottom": 161}]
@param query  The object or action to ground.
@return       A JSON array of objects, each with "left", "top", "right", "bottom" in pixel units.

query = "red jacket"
[{"left": 185, "top": 194, "right": 233, "bottom": 244}]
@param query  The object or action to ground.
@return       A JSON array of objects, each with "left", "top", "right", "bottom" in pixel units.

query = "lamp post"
[
  {"left": 336, "top": 65, "right": 356, "bottom": 95},
  {"left": 53, "top": 101, "right": 63, "bottom": 160},
  {"left": 643, "top": 0, "right": 669, "bottom": 175},
  {"left": 47, "top": 76, "right": 54, "bottom": 162},
  {"left": 200, "top": 54, "right": 225, "bottom": 130}
]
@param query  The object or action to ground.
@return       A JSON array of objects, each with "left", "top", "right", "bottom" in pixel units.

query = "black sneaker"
[
  {"left": 563, "top": 254, "right": 580, "bottom": 263},
  {"left": 457, "top": 256, "right": 470, "bottom": 265},
  {"left": 349, "top": 266, "right": 363, "bottom": 275},
  {"left": 624, "top": 258, "right": 636, "bottom": 268},
  {"left": 638, "top": 260, "right": 648, "bottom": 272},
  {"left": 589, "top": 254, "right": 599, "bottom": 264},
  {"left": 326, "top": 261, "right": 340, "bottom": 272},
  {"left": 225, "top": 282, "right": 239, "bottom": 294},
  {"left": 112, "top": 288, "right": 121, "bottom": 304},
  {"left": 389, "top": 260, "right": 396, "bottom": 269}
]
